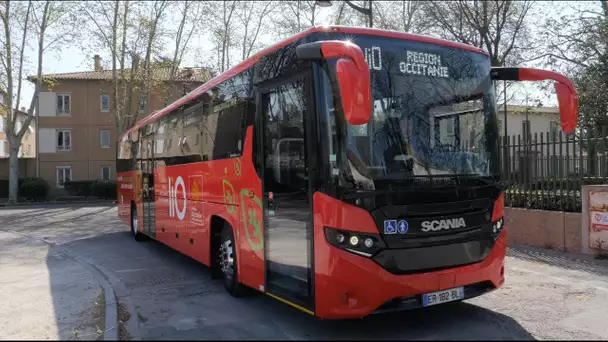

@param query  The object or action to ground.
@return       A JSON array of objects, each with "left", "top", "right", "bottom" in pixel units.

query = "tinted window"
[
  {"left": 117, "top": 134, "right": 135, "bottom": 172},
  {"left": 124, "top": 69, "right": 255, "bottom": 167}
]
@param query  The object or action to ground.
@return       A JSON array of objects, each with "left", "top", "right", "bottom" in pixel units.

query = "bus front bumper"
[{"left": 313, "top": 228, "right": 507, "bottom": 319}]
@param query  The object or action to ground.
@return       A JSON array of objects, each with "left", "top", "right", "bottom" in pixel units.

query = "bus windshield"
[{"left": 322, "top": 35, "right": 500, "bottom": 191}]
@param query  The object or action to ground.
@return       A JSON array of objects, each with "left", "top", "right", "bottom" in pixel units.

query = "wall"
[{"left": 505, "top": 207, "right": 592, "bottom": 255}]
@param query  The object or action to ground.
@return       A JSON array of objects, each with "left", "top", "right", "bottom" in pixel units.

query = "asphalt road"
[{"left": 2, "top": 203, "right": 608, "bottom": 340}]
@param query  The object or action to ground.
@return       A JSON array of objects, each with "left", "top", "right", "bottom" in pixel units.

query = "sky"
[{"left": 16, "top": 1, "right": 587, "bottom": 112}]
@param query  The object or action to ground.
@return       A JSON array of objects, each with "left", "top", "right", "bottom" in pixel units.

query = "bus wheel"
[
  {"left": 219, "top": 224, "right": 245, "bottom": 297},
  {"left": 131, "top": 205, "right": 145, "bottom": 242}
]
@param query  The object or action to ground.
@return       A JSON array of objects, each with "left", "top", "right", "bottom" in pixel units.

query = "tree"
[
  {"left": 208, "top": 0, "right": 238, "bottom": 73},
  {"left": 79, "top": 0, "right": 172, "bottom": 134},
  {"left": 423, "top": 0, "right": 535, "bottom": 67},
  {"left": 270, "top": 1, "right": 323, "bottom": 39},
  {"left": 235, "top": 1, "right": 274, "bottom": 61},
  {"left": 538, "top": 1, "right": 608, "bottom": 130},
  {"left": 162, "top": 0, "right": 206, "bottom": 105},
  {"left": 1, "top": 0, "right": 77, "bottom": 203},
  {"left": 536, "top": 1, "right": 608, "bottom": 175}
]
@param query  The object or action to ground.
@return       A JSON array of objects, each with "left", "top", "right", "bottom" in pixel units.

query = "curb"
[
  {"left": 59, "top": 248, "right": 120, "bottom": 341},
  {"left": 0, "top": 200, "right": 116, "bottom": 207},
  {"left": 68, "top": 251, "right": 141, "bottom": 341},
  {"left": 6, "top": 230, "right": 140, "bottom": 341}
]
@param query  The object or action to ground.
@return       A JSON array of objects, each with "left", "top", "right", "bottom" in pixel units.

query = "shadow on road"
[
  {"left": 55, "top": 229, "right": 536, "bottom": 340},
  {"left": 46, "top": 245, "right": 106, "bottom": 340}
]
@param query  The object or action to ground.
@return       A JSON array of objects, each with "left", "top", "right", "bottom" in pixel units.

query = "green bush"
[
  {"left": 64, "top": 180, "right": 95, "bottom": 198},
  {"left": 0, "top": 177, "right": 49, "bottom": 201},
  {"left": 0, "top": 179, "right": 8, "bottom": 198},
  {"left": 506, "top": 190, "right": 581, "bottom": 213},
  {"left": 18, "top": 178, "right": 49, "bottom": 202},
  {"left": 91, "top": 180, "right": 117, "bottom": 200},
  {"left": 530, "top": 177, "right": 606, "bottom": 191}
]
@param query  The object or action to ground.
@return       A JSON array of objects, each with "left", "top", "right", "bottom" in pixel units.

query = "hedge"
[
  {"left": 529, "top": 177, "right": 606, "bottom": 191},
  {"left": 64, "top": 180, "right": 117, "bottom": 200},
  {"left": 506, "top": 191, "right": 581, "bottom": 212},
  {"left": 0, "top": 177, "right": 50, "bottom": 201}
]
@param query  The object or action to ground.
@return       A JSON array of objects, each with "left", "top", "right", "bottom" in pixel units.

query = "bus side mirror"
[
  {"left": 491, "top": 67, "right": 579, "bottom": 134},
  {"left": 296, "top": 40, "right": 371, "bottom": 125}
]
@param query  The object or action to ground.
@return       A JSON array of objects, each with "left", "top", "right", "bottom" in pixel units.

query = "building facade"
[
  {"left": 0, "top": 90, "right": 36, "bottom": 159},
  {"left": 497, "top": 105, "right": 564, "bottom": 141},
  {"left": 32, "top": 56, "right": 211, "bottom": 192}
]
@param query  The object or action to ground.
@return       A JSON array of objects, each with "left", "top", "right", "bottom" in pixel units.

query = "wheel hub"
[{"left": 219, "top": 239, "right": 234, "bottom": 280}]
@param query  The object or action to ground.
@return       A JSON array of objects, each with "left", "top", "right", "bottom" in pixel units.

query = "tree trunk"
[{"left": 8, "top": 139, "right": 20, "bottom": 203}]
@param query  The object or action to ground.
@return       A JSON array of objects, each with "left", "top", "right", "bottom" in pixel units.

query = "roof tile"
[{"left": 29, "top": 67, "right": 212, "bottom": 83}]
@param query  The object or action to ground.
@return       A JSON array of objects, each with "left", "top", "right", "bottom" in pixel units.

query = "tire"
[
  {"left": 219, "top": 224, "right": 246, "bottom": 297},
  {"left": 131, "top": 205, "right": 145, "bottom": 242}
]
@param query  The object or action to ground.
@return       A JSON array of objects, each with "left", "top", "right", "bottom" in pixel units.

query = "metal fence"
[{"left": 499, "top": 128, "right": 608, "bottom": 212}]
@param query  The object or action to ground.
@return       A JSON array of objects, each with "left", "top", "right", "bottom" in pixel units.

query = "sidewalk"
[
  {"left": 0, "top": 198, "right": 116, "bottom": 207},
  {"left": 0, "top": 231, "right": 106, "bottom": 340}
]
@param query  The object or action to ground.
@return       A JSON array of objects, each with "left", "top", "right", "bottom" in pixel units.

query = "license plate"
[{"left": 423, "top": 286, "right": 464, "bottom": 307}]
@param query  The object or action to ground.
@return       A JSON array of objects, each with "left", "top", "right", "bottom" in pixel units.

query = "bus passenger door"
[
  {"left": 143, "top": 140, "right": 155, "bottom": 238},
  {"left": 259, "top": 73, "right": 314, "bottom": 310}
]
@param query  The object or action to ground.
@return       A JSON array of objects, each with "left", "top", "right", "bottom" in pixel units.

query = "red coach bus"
[{"left": 116, "top": 26, "right": 578, "bottom": 319}]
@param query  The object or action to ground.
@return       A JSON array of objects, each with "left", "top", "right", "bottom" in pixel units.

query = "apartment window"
[
  {"left": 100, "top": 95, "right": 110, "bottom": 112},
  {"left": 57, "top": 129, "right": 72, "bottom": 151},
  {"left": 100, "top": 130, "right": 110, "bottom": 148},
  {"left": 0, "top": 140, "right": 4, "bottom": 157},
  {"left": 56, "top": 166, "right": 72, "bottom": 188},
  {"left": 101, "top": 165, "right": 111, "bottom": 181},
  {"left": 56, "top": 94, "right": 71, "bottom": 115},
  {"left": 0, "top": 116, "right": 4, "bottom": 132}
]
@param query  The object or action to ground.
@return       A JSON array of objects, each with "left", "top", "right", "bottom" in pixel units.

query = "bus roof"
[{"left": 119, "top": 25, "right": 489, "bottom": 140}]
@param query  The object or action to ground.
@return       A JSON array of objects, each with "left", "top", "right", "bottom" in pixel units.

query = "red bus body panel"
[
  {"left": 117, "top": 127, "right": 266, "bottom": 291},
  {"left": 116, "top": 26, "right": 503, "bottom": 319},
  {"left": 312, "top": 192, "right": 505, "bottom": 319}
]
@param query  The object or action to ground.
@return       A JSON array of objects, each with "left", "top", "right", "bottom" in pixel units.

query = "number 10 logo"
[{"left": 169, "top": 176, "right": 187, "bottom": 220}]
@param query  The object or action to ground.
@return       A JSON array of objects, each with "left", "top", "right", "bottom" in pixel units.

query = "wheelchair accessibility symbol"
[{"left": 384, "top": 220, "right": 397, "bottom": 235}]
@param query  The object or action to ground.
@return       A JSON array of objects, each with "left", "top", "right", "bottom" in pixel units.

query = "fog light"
[
  {"left": 364, "top": 237, "right": 374, "bottom": 248},
  {"left": 349, "top": 236, "right": 359, "bottom": 246},
  {"left": 336, "top": 233, "right": 346, "bottom": 244}
]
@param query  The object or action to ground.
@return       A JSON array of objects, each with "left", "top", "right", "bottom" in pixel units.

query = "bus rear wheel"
[
  {"left": 131, "top": 205, "right": 145, "bottom": 242},
  {"left": 219, "top": 224, "right": 246, "bottom": 297}
]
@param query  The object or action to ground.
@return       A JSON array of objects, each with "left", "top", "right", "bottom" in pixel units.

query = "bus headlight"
[
  {"left": 492, "top": 218, "right": 504, "bottom": 239},
  {"left": 324, "top": 227, "right": 386, "bottom": 258}
]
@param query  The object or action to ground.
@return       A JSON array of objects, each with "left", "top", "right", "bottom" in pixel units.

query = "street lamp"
[
  {"left": 315, "top": 0, "right": 373, "bottom": 28},
  {"left": 316, "top": 0, "right": 333, "bottom": 7}
]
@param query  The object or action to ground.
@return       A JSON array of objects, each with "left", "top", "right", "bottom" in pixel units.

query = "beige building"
[
  {"left": 497, "top": 105, "right": 564, "bottom": 141},
  {"left": 0, "top": 90, "right": 36, "bottom": 157},
  {"left": 31, "top": 55, "right": 211, "bottom": 193}
]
